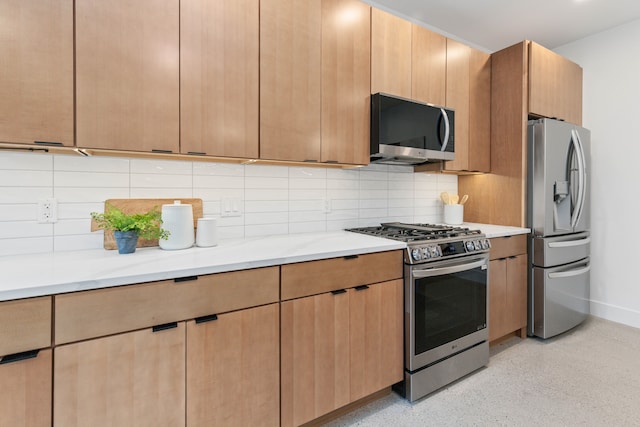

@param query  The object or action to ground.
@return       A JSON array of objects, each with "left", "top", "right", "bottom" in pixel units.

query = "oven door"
[{"left": 406, "top": 254, "right": 489, "bottom": 372}]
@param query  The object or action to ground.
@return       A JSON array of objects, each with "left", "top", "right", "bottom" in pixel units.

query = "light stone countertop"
[{"left": 1, "top": 224, "right": 528, "bottom": 302}]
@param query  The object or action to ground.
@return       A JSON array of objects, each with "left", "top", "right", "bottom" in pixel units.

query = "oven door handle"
[{"left": 412, "top": 258, "right": 487, "bottom": 278}]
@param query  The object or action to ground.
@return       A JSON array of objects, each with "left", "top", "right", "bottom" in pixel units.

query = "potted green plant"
[{"left": 90, "top": 204, "right": 169, "bottom": 254}]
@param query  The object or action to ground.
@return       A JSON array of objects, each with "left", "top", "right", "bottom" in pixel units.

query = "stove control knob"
[
  {"left": 481, "top": 239, "right": 491, "bottom": 250},
  {"left": 465, "top": 241, "right": 475, "bottom": 252},
  {"left": 430, "top": 246, "right": 441, "bottom": 258},
  {"left": 411, "top": 248, "right": 423, "bottom": 261},
  {"left": 421, "top": 248, "right": 430, "bottom": 259},
  {"left": 473, "top": 240, "right": 482, "bottom": 250}
]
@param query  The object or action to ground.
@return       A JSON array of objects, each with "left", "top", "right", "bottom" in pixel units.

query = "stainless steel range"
[{"left": 347, "top": 222, "right": 491, "bottom": 402}]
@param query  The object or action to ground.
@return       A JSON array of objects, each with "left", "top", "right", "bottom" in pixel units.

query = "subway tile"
[
  {"left": 289, "top": 177, "right": 326, "bottom": 190},
  {"left": 359, "top": 170, "right": 388, "bottom": 181},
  {"left": 359, "top": 199, "right": 388, "bottom": 209},
  {"left": 0, "top": 204, "right": 37, "bottom": 221},
  {"left": 245, "top": 200, "right": 288, "bottom": 213},
  {"left": 0, "top": 221, "right": 53, "bottom": 238},
  {"left": 54, "top": 155, "right": 129, "bottom": 173},
  {"left": 217, "top": 226, "right": 244, "bottom": 240},
  {"left": 193, "top": 162, "right": 244, "bottom": 176},
  {"left": 245, "top": 211, "right": 288, "bottom": 225},
  {"left": 327, "top": 178, "right": 359, "bottom": 190},
  {"left": 54, "top": 219, "right": 92, "bottom": 236},
  {"left": 389, "top": 206, "right": 414, "bottom": 218},
  {"left": 130, "top": 158, "right": 192, "bottom": 174},
  {"left": 359, "top": 189, "right": 386, "bottom": 200},
  {"left": 0, "top": 187, "right": 53, "bottom": 204},
  {"left": 330, "top": 199, "right": 359, "bottom": 210},
  {"left": 245, "top": 176, "right": 288, "bottom": 189},
  {"left": 326, "top": 209, "right": 358, "bottom": 221},
  {"left": 389, "top": 198, "right": 414, "bottom": 208},
  {"left": 193, "top": 174, "right": 244, "bottom": 189},
  {"left": 245, "top": 164, "right": 289, "bottom": 178},
  {"left": 359, "top": 208, "right": 388, "bottom": 219},
  {"left": 0, "top": 152, "right": 53, "bottom": 170},
  {"left": 131, "top": 173, "right": 193, "bottom": 188},
  {"left": 194, "top": 188, "right": 244, "bottom": 201},
  {"left": 245, "top": 188, "right": 288, "bottom": 201},
  {"left": 0, "top": 170, "right": 53, "bottom": 187},
  {"left": 327, "top": 219, "right": 360, "bottom": 231},
  {"left": 245, "top": 223, "right": 288, "bottom": 238},
  {"left": 216, "top": 215, "right": 244, "bottom": 228},
  {"left": 327, "top": 188, "right": 359, "bottom": 200},
  {"left": 57, "top": 203, "right": 101, "bottom": 220},
  {"left": 326, "top": 168, "right": 360, "bottom": 180},
  {"left": 55, "top": 171, "right": 129, "bottom": 188},
  {"left": 289, "top": 210, "right": 326, "bottom": 223},
  {"left": 54, "top": 187, "right": 129, "bottom": 203},
  {"left": 0, "top": 237, "right": 54, "bottom": 256},
  {"left": 54, "top": 233, "right": 104, "bottom": 252},
  {"left": 129, "top": 188, "right": 194, "bottom": 199},
  {"left": 289, "top": 188, "right": 326, "bottom": 200},
  {"left": 289, "top": 221, "right": 326, "bottom": 234},
  {"left": 360, "top": 179, "right": 388, "bottom": 191},
  {"left": 289, "top": 167, "right": 327, "bottom": 179}
]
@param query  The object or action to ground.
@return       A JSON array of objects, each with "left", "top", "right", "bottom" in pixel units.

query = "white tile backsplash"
[{"left": 0, "top": 152, "right": 458, "bottom": 255}]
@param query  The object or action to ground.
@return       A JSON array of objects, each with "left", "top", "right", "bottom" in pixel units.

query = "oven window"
[{"left": 414, "top": 267, "right": 487, "bottom": 355}]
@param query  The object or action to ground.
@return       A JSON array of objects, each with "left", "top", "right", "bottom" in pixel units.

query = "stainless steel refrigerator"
[{"left": 527, "top": 118, "right": 591, "bottom": 339}]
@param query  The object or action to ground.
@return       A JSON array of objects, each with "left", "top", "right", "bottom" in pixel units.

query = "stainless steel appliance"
[
  {"left": 346, "top": 223, "right": 490, "bottom": 402},
  {"left": 370, "top": 93, "right": 455, "bottom": 165},
  {"left": 528, "top": 118, "right": 591, "bottom": 339}
]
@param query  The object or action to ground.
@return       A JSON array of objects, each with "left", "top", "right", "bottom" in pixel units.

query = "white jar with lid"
[{"left": 159, "top": 201, "right": 194, "bottom": 250}]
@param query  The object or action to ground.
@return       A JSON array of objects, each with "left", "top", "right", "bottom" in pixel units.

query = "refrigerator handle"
[
  {"left": 548, "top": 237, "right": 591, "bottom": 248},
  {"left": 439, "top": 108, "right": 450, "bottom": 152},
  {"left": 548, "top": 264, "right": 591, "bottom": 279},
  {"left": 570, "top": 129, "right": 587, "bottom": 228}
]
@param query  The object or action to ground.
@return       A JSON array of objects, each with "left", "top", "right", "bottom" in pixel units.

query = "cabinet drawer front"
[
  {"left": 0, "top": 297, "right": 51, "bottom": 356},
  {"left": 55, "top": 266, "right": 279, "bottom": 344},
  {"left": 281, "top": 250, "right": 403, "bottom": 300},
  {"left": 489, "top": 235, "right": 527, "bottom": 260}
]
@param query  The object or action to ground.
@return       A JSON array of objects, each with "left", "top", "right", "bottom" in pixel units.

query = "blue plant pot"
[{"left": 114, "top": 231, "right": 139, "bottom": 254}]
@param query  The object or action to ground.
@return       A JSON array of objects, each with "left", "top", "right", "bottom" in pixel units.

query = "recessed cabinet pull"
[
  {"left": 331, "top": 289, "right": 347, "bottom": 295},
  {"left": 152, "top": 322, "right": 178, "bottom": 332},
  {"left": 175, "top": 276, "right": 198, "bottom": 283},
  {"left": 0, "top": 349, "right": 40, "bottom": 365},
  {"left": 34, "top": 141, "right": 63, "bottom": 146},
  {"left": 343, "top": 254, "right": 359, "bottom": 260},
  {"left": 151, "top": 149, "right": 173, "bottom": 153},
  {"left": 195, "top": 314, "right": 218, "bottom": 324},
  {"left": 187, "top": 151, "right": 207, "bottom": 155},
  {"left": 354, "top": 285, "right": 370, "bottom": 291}
]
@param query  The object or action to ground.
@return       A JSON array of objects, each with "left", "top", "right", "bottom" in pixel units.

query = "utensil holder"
[
  {"left": 444, "top": 204, "right": 463, "bottom": 225},
  {"left": 196, "top": 217, "right": 218, "bottom": 247}
]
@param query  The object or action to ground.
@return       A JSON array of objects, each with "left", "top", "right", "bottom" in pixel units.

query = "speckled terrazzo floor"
[{"left": 324, "top": 316, "right": 640, "bottom": 426}]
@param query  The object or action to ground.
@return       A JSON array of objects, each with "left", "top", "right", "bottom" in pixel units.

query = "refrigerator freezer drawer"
[
  {"left": 531, "top": 258, "right": 590, "bottom": 339},
  {"left": 532, "top": 232, "right": 590, "bottom": 267}
]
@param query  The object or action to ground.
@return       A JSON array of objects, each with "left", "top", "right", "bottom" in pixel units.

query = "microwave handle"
[{"left": 439, "top": 108, "right": 450, "bottom": 152}]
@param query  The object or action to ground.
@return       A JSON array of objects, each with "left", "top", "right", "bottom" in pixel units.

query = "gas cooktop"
[{"left": 346, "top": 222, "right": 490, "bottom": 264}]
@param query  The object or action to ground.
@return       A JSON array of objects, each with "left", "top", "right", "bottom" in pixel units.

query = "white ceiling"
[{"left": 364, "top": 0, "right": 640, "bottom": 52}]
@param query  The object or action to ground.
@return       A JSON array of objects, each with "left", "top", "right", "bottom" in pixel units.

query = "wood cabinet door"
[
  {"left": 260, "top": 0, "right": 322, "bottom": 162},
  {"left": 186, "top": 304, "right": 280, "bottom": 427},
  {"left": 349, "top": 279, "right": 403, "bottom": 401},
  {"left": 467, "top": 48, "right": 491, "bottom": 173},
  {"left": 75, "top": 0, "right": 180, "bottom": 152},
  {"left": 443, "top": 39, "right": 470, "bottom": 172},
  {"left": 529, "top": 41, "right": 583, "bottom": 125},
  {"left": 281, "top": 291, "right": 350, "bottom": 427},
  {"left": 505, "top": 254, "right": 528, "bottom": 334},
  {"left": 488, "top": 258, "right": 507, "bottom": 342},
  {"left": 180, "top": 0, "right": 259, "bottom": 158},
  {"left": 54, "top": 323, "right": 185, "bottom": 427},
  {"left": 0, "top": 0, "right": 73, "bottom": 146},
  {"left": 411, "top": 25, "right": 446, "bottom": 106},
  {"left": 0, "top": 349, "right": 51, "bottom": 427},
  {"left": 371, "top": 8, "right": 412, "bottom": 98},
  {"left": 321, "top": 0, "right": 370, "bottom": 165}
]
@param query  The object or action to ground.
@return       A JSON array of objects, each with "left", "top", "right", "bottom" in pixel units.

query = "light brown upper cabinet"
[
  {"left": 260, "top": 0, "right": 322, "bottom": 162},
  {"left": 371, "top": 8, "right": 412, "bottom": 99},
  {"left": 260, "top": 0, "right": 369, "bottom": 165},
  {"left": 75, "top": 0, "right": 180, "bottom": 153},
  {"left": 441, "top": 43, "right": 491, "bottom": 173},
  {"left": 180, "top": 0, "right": 259, "bottom": 158},
  {"left": 320, "top": 0, "right": 371, "bottom": 165},
  {"left": 411, "top": 25, "right": 447, "bottom": 106},
  {"left": 459, "top": 40, "right": 583, "bottom": 227},
  {"left": 529, "top": 41, "right": 583, "bottom": 125},
  {"left": 0, "top": 0, "right": 74, "bottom": 147}
]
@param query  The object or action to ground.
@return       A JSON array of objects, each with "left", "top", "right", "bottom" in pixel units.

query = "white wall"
[
  {"left": 0, "top": 151, "right": 457, "bottom": 257},
  {"left": 555, "top": 19, "right": 640, "bottom": 328}
]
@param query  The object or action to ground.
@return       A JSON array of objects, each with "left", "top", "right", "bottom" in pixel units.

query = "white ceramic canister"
[
  {"left": 196, "top": 217, "right": 218, "bottom": 247},
  {"left": 159, "top": 201, "right": 195, "bottom": 250}
]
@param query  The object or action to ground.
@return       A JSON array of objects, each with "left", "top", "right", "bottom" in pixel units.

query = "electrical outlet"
[
  {"left": 322, "top": 198, "right": 331, "bottom": 213},
  {"left": 37, "top": 198, "right": 58, "bottom": 223},
  {"left": 221, "top": 198, "right": 242, "bottom": 217}
]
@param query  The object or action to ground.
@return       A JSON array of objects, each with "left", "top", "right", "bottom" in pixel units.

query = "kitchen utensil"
[
  {"left": 159, "top": 201, "right": 195, "bottom": 250},
  {"left": 450, "top": 194, "right": 459, "bottom": 204},
  {"left": 460, "top": 194, "right": 469, "bottom": 205},
  {"left": 440, "top": 192, "right": 450, "bottom": 205}
]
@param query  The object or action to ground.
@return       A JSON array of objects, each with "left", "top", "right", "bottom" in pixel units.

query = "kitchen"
[{"left": 2, "top": 0, "right": 640, "bottom": 426}]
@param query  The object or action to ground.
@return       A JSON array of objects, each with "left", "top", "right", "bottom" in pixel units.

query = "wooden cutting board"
[{"left": 91, "top": 198, "right": 203, "bottom": 250}]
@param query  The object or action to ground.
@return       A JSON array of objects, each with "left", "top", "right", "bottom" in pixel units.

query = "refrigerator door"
[
  {"left": 530, "top": 257, "right": 590, "bottom": 339},
  {"left": 531, "top": 232, "right": 590, "bottom": 268},
  {"left": 528, "top": 119, "right": 590, "bottom": 237}
]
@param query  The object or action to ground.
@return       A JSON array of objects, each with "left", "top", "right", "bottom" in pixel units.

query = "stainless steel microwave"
[{"left": 370, "top": 93, "right": 455, "bottom": 165}]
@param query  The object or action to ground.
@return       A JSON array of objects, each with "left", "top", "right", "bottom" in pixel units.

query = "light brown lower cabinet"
[
  {"left": 53, "top": 323, "right": 186, "bottom": 427},
  {"left": 281, "top": 279, "right": 403, "bottom": 427},
  {"left": 489, "top": 235, "right": 528, "bottom": 342},
  {"left": 0, "top": 349, "right": 52, "bottom": 427},
  {"left": 186, "top": 303, "right": 280, "bottom": 427}
]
